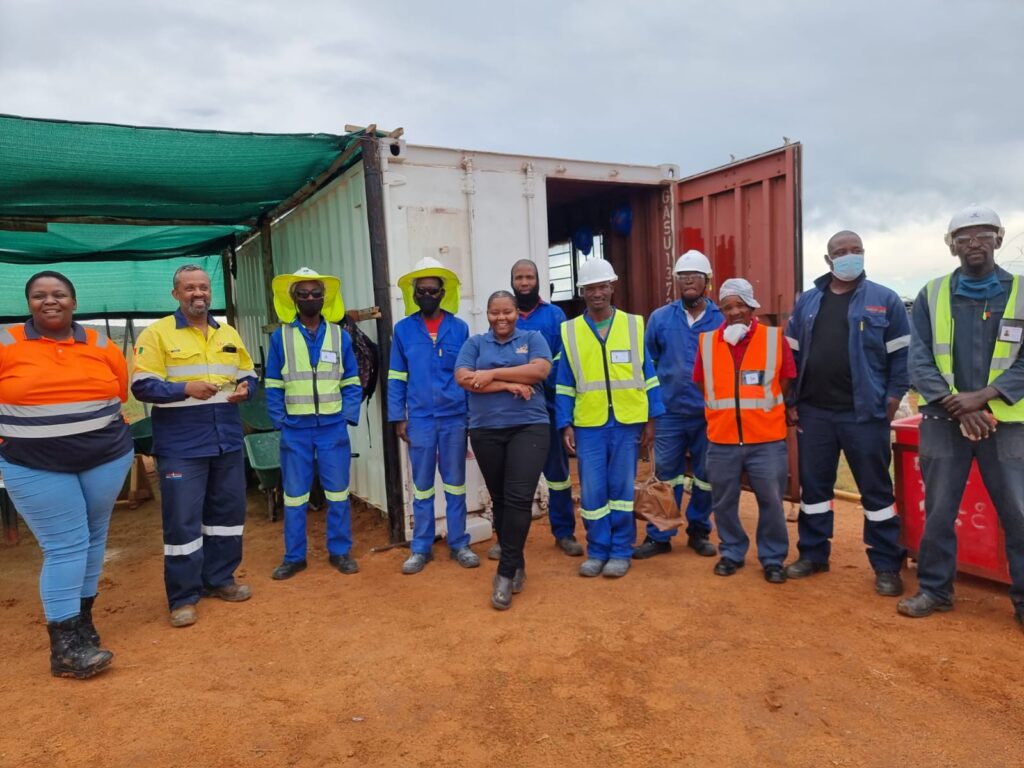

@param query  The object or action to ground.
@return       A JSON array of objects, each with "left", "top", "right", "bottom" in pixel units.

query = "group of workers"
[{"left": 2, "top": 204, "right": 1023, "bottom": 679}]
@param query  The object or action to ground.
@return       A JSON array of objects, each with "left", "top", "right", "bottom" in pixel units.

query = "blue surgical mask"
[{"left": 830, "top": 254, "right": 864, "bottom": 281}]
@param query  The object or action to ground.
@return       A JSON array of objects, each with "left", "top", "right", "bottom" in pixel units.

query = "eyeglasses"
[
  {"left": 415, "top": 287, "right": 441, "bottom": 297},
  {"left": 294, "top": 290, "right": 324, "bottom": 299},
  {"left": 676, "top": 273, "right": 706, "bottom": 284},
  {"left": 953, "top": 232, "right": 999, "bottom": 247}
]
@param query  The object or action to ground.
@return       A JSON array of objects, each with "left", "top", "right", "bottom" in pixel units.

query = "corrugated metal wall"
[{"left": 234, "top": 164, "right": 387, "bottom": 511}]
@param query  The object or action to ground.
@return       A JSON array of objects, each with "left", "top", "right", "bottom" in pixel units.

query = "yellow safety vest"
[
  {"left": 272, "top": 323, "right": 346, "bottom": 416},
  {"left": 927, "top": 272, "right": 1024, "bottom": 422},
  {"left": 559, "top": 311, "right": 655, "bottom": 427}
]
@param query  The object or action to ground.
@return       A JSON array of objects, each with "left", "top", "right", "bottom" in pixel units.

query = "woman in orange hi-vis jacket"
[
  {"left": 693, "top": 278, "right": 797, "bottom": 585},
  {"left": 0, "top": 272, "right": 134, "bottom": 679}
]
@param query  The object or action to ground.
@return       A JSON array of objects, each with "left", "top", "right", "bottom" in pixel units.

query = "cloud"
[{"left": 2, "top": 0, "right": 1023, "bottom": 292}]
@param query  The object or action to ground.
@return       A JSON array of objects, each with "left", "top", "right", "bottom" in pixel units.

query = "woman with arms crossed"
[{"left": 455, "top": 290, "right": 552, "bottom": 610}]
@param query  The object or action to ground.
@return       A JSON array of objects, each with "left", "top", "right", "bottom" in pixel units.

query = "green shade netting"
[
  {"left": 0, "top": 114, "right": 357, "bottom": 224},
  {"left": 0, "top": 223, "right": 249, "bottom": 264},
  {"left": 0, "top": 254, "right": 225, "bottom": 322}
]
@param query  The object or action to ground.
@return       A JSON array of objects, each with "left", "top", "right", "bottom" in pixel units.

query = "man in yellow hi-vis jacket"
[{"left": 132, "top": 264, "right": 258, "bottom": 629}]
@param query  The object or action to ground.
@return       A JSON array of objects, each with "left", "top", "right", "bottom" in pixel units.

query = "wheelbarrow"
[{"left": 243, "top": 430, "right": 283, "bottom": 521}]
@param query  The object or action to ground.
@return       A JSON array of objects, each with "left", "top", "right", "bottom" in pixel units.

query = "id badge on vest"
[
  {"left": 610, "top": 350, "right": 632, "bottom": 364},
  {"left": 320, "top": 350, "right": 339, "bottom": 364},
  {"left": 998, "top": 321, "right": 1023, "bottom": 344},
  {"left": 741, "top": 370, "right": 764, "bottom": 386}
]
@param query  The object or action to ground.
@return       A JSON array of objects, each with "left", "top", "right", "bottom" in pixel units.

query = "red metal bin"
[{"left": 892, "top": 414, "right": 1011, "bottom": 584}]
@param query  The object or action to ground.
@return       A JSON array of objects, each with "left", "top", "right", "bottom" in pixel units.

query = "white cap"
[
  {"left": 673, "top": 249, "right": 713, "bottom": 276},
  {"left": 944, "top": 205, "right": 1004, "bottom": 246},
  {"left": 719, "top": 278, "right": 760, "bottom": 309},
  {"left": 576, "top": 258, "right": 618, "bottom": 287}
]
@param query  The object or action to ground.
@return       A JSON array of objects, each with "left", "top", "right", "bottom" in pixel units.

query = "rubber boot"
[
  {"left": 47, "top": 616, "right": 113, "bottom": 679},
  {"left": 80, "top": 596, "right": 100, "bottom": 647}
]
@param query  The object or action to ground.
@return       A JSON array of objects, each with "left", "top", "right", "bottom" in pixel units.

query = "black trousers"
[{"left": 469, "top": 423, "right": 549, "bottom": 578}]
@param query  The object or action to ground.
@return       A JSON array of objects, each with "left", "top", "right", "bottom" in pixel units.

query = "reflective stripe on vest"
[
  {"left": 561, "top": 312, "right": 649, "bottom": 427},
  {"left": 701, "top": 324, "right": 787, "bottom": 444},
  {"left": 280, "top": 323, "right": 343, "bottom": 415},
  {"left": 0, "top": 397, "right": 123, "bottom": 438},
  {"left": 927, "top": 273, "right": 1024, "bottom": 422}
]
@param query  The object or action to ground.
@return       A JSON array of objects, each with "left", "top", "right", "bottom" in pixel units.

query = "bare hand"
[
  {"left": 958, "top": 411, "right": 997, "bottom": 441},
  {"left": 942, "top": 390, "right": 991, "bottom": 418},
  {"left": 395, "top": 421, "right": 409, "bottom": 443},
  {"left": 470, "top": 369, "right": 496, "bottom": 390},
  {"left": 184, "top": 381, "right": 219, "bottom": 400},
  {"left": 507, "top": 383, "right": 533, "bottom": 400},
  {"left": 786, "top": 406, "right": 799, "bottom": 427},
  {"left": 562, "top": 425, "right": 576, "bottom": 456},
  {"left": 226, "top": 381, "right": 250, "bottom": 403},
  {"left": 640, "top": 420, "right": 655, "bottom": 453},
  {"left": 886, "top": 397, "right": 900, "bottom": 424}
]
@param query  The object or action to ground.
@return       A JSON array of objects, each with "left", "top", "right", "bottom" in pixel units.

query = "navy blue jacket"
[{"left": 785, "top": 273, "right": 910, "bottom": 422}]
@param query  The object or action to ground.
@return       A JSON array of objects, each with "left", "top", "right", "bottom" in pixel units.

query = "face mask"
[
  {"left": 830, "top": 254, "right": 864, "bottom": 281},
  {"left": 515, "top": 285, "right": 540, "bottom": 311},
  {"left": 416, "top": 295, "right": 441, "bottom": 315},
  {"left": 723, "top": 323, "right": 750, "bottom": 346},
  {"left": 296, "top": 299, "right": 324, "bottom": 318}
]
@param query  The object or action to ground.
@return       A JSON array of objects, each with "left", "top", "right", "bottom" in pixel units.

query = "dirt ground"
[{"left": 2, "top": 465, "right": 1023, "bottom": 768}]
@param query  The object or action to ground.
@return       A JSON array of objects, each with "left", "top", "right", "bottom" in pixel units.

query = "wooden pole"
[
  {"left": 361, "top": 134, "right": 406, "bottom": 544},
  {"left": 259, "top": 218, "right": 276, "bottom": 329}
]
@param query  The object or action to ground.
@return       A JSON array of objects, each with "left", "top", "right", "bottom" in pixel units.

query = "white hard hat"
[
  {"left": 576, "top": 258, "right": 618, "bottom": 287},
  {"left": 944, "top": 205, "right": 1005, "bottom": 246},
  {"left": 673, "top": 249, "right": 713, "bottom": 276}
]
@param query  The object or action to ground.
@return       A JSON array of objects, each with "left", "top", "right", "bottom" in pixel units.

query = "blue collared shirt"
[{"left": 455, "top": 327, "right": 551, "bottom": 429}]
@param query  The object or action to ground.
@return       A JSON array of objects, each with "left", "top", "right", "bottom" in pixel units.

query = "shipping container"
[{"left": 233, "top": 137, "right": 803, "bottom": 542}]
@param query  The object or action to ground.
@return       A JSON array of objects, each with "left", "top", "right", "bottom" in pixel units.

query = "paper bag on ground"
[{"left": 633, "top": 463, "right": 684, "bottom": 532}]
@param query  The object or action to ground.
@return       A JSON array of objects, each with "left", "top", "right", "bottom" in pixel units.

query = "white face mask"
[{"left": 723, "top": 323, "right": 750, "bottom": 346}]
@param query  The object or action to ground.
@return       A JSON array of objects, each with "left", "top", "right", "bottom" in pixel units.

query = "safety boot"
[
  {"left": 579, "top": 558, "right": 606, "bottom": 578},
  {"left": 487, "top": 542, "right": 501, "bottom": 561},
  {"left": 450, "top": 546, "right": 480, "bottom": 568},
  {"left": 48, "top": 616, "right": 113, "bottom": 679},
  {"left": 491, "top": 574, "right": 513, "bottom": 610},
  {"left": 79, "top": 595, "right": 100, "bottom": 647},
  {"left": 512, "top": 567, "right": 526, "bottom": 594},
  {"left": 602, "top": 558, "right": 631, "bottom": 578},
  {"left": 897, "top": 591, "right": 953, "bottom": 618},
  {"left": 555, "top": 536, "right": 584, "bottom": 556}
]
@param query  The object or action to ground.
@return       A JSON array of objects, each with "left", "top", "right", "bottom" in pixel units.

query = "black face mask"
[
  {"left": 296, "top": 299, "right": 324, "bottom": 318},
  {"left": 515, "top": 285, "right": 541, "bottom": 311},
  {"left": 416, "top": 296, "right": 441, "bottom": 315}
]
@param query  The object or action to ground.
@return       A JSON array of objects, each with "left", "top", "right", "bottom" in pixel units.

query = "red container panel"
[
  {"left": 675, "top": 144, "right": 802, "bottom": 327},
  {"left": 892, "top": 415, "right": 1011, "bottom": 584}
]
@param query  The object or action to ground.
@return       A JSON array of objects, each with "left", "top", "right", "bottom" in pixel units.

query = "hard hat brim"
[
  {"left": 398, "top": 266, "right": 461, "bottom": 316},
  {"left": 272, "top": 271, "right": 345, "bottom": 323}
]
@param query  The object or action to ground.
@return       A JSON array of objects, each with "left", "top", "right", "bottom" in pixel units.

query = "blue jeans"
[
  {"left": 706, "top": 441, "right": 789, "bottom": 567},
  {"left": 917, "top": 418, "right": 1024, "bottom": 607},
  {"left": 407, "top": 416, "right": 469, "bottom": 554},
  {"left": 796, "top": 404, "right": 905, "bottom": 571},
  {"left": 1, "top": 451, "right": 134, "bottom": 621},
  {"left": 648, "top": 413, "right": 713, "bottom": 542}
]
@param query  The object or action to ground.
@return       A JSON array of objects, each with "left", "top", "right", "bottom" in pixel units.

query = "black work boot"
[
  {"left": 80, "top": 595, "right": 100, "bottom": 647},
  {"left": 48, "top": 616, "right": 113, "bottom": 679}
]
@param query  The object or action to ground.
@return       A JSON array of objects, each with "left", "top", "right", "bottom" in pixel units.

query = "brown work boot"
[
  {"left": 203, "top": 583, "right": 252, "bottom": 602},
  {"left": 169, "top": 604, "right": 198, "bottom": 628}
]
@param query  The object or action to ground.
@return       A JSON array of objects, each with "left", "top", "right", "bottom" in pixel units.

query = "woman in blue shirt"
[{"left": 455, "top": 291, "right": 552, "bottom": 610}]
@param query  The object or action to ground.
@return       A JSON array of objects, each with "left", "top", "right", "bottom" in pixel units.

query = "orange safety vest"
[{"left": 699, "top": 323, "right": 786, "bottom": 445}]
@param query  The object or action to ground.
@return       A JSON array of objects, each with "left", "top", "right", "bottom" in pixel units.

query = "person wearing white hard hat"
[
  {"left": 782, "top": 231, "right": 911, "bottom": 597},
  {"left": 693, "top": 278, "right": 796, "bottom": 583},
  {"left": 900, "top": 205, "right": 1024, "bottom": 631},
  {"left": 632, "top": 250, "right": 722, "bottom": 562},
  {"left": 555, "top": 258, "right": 665, "bottom": 579},
  {"left": 387, "top": 258, "right": 479, "bottom": 574},
  {"left": 265, "top": 267, "right": 364, "bottom": 581}
]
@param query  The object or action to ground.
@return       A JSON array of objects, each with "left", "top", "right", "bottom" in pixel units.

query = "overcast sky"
[{"left": 3, "top": 0, "right": 1023, "bottom": 297}]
